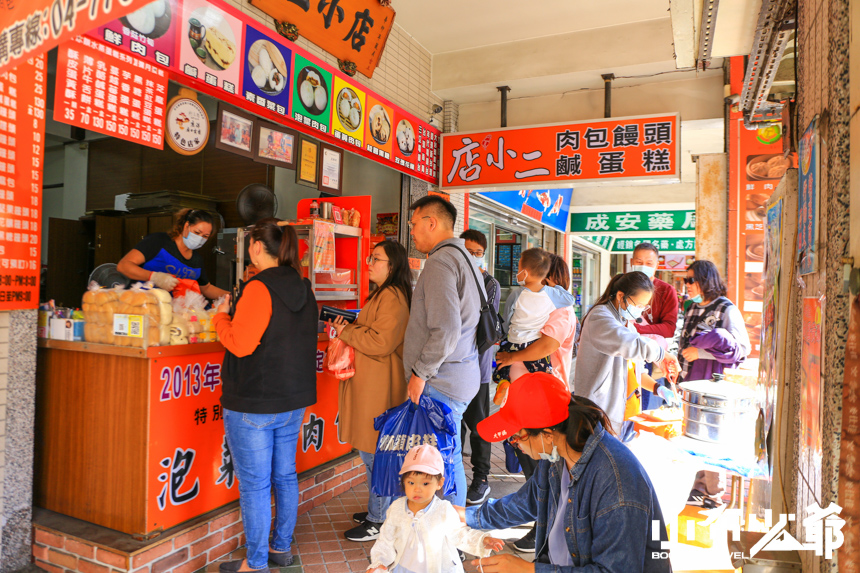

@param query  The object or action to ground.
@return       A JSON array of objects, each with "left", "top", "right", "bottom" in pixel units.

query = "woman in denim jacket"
[{"left": 460, "top": 372, "right": 671, "bottom": 573}]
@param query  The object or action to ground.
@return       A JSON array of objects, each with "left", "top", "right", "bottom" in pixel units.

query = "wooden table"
[{"left": 35, "top": 337, "right": 349, "bottom": 536}]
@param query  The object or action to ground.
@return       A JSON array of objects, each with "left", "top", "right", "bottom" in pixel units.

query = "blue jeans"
[
  {"left": 358, "top": 450, "right": 392, "bottom": 523},
  {"left": 224, "top": 407, "right": 305, "bottom": 570},
  {"left": 423, "top": 384, "right": 469, "bottom": 506}
]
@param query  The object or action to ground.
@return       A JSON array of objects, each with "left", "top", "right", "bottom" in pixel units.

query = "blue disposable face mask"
[
  {"left": 539, "top": 437, "right": 560, "bottom": 463},
  {"left": 691, "top": 294, "right": 703, "bottom": 303},
  {"left": 631, "top": 264, "right": 655, "bottom": 278},
  {"left": 474, "top": 255, "right": 486, "bottom": 271},
  {"left": 183, "top": 231, "right": 207, "bottom": 250},
  {"left": 621, "top": 296, "right": 644, "bottom": 321}
]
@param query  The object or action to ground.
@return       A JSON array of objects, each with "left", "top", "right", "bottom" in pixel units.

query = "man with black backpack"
[
  {"left": 459, "top": 229, "right": 501, "bottom": 506},
  {"left": 403, "top": 195, "right": 487, "bottom": 508}
]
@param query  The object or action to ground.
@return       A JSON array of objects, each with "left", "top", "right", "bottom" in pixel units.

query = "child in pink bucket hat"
[{"left": 367, "top": 444, "right": 503, "bottom": 573}]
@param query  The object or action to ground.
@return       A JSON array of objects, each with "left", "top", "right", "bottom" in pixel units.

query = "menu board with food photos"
[
  {"left": 88, "top": 0, "right": 179, "bottom": 68},
  {"left": 330, "top": 76, "right": 366, "bottom": 151},
  {"left": 242, "top": 25, "right": 291, "bottom": 117},
  {"left": 63, "top": 0, "right": 441, "bottom": 184},
  {"left": 178, "top": 0, "right": 244, "bottom": 96},
  {"left": 727, "top": 57, "right": 795, "bottom": 358},
  {"left": 365, "top": 95, "right": 394, "bottom": 159},
  {"left": 292, "top": 53, "right": 333, "bottom": 136}
]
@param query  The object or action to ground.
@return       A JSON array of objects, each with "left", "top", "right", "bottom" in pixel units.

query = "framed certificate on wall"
[
  {"left": 318, "top": 143, "right": 343, "bottom": 196},
  {"left": 297, "top": 136, "right": 320, "bottom": 188}
]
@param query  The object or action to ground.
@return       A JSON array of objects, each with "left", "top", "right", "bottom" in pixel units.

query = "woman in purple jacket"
[
  {"left": 678, "top": 259, "right": 751, "bottom": 508},
  {"left": 678, "top": 260, "right": 751, "bottom": 383}
]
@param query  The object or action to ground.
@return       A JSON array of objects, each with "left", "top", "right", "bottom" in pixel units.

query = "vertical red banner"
[
  {"left": 727, "top": 56, "right": 795, "bottom": 357},
  {"left": 0, "top": 54, "right": 46, "bottom": 309}
]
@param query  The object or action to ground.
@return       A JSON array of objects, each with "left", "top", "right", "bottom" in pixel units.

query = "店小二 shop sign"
[
  {"left": 440, "top": 113, "right": 680, "bottom": 192},
  {"left": 570, "top": 210, "right": 696, "bottom": 234}
]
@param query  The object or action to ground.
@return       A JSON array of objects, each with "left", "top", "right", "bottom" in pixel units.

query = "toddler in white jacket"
[{"left": 367, "top": 445, "right": 503, "bottom": 573}]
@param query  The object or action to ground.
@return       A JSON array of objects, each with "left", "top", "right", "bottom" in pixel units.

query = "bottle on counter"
[{"left": 310, "top": 200, "right": 320, "bottom": 218}]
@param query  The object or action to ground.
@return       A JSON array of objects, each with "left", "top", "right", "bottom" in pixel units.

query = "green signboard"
[
  {"left": 612, "top": 237, "right": 695, "bottom": 252},
  {"left": 582, "top": 236, "right": 613, "bottom": 249},
  {"left": 570, "top": 210, "right": 695, "bottom": 233}
]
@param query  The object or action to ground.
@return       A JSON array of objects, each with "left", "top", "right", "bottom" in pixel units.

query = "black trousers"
[
  {"left": 515, "top": 449, "right": 538, "bottom": 481},
  {"left": 460, "top": 383, "right": 492, "bottom": 481}
]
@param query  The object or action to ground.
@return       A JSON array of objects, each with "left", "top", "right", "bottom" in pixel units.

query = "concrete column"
[
  {"left": 694, "top": 153, "right": 727, "bottom": 277},
  {"left": 0, "top": 310, "right": 37, "bottom": 572}
]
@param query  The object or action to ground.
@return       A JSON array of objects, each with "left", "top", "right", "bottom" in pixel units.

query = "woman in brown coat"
[{"left": 327, "top": 240, "right": 411, "bottom": 542}]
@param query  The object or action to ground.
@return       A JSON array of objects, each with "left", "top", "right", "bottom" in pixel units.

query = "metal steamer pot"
[{"left": 678, "top": 378, "right": 756, "bottom": 443}]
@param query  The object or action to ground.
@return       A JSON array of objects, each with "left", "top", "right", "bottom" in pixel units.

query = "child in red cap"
[{"left": 367, "top": 444, "right": 503, "bottom": 573}]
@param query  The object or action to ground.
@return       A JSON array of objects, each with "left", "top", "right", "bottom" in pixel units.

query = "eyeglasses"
[
  {"left": 407, "top": 216, "right": 430, "bottom": 230},
  {"left": 683, "top": 277, "right": 697, "bottom": 285},
  {"left": 506, "top": 431, "right": 527, "bottom": 448},
  {"left": 366, "top": 255, "right": 390, "bottom": 265},
  {"left": 625, "top": 296, "right": 650, "bottom": 313},
  {"left": 466, "top": 249, "right": 485, "bottom": 258}
]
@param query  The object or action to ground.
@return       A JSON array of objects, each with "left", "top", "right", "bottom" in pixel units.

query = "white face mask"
[
  {"left": 631, "top": 264, "right": 655, "bottom": 278},
  {"left": 473, "top": 255, "right": 486, "bottom": 271},
  {"left": 539, "top": 436, "right": 560, "bottom": 462},
  {"left": 183, "top": 231, "right": 207, "bottom": 250},
  {"left": 516, "top": 269, "right": 528, "bottom": 287}
]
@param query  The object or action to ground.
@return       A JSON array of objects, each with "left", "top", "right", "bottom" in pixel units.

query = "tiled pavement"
[{"left": 208, "top": 439, "right": 533, "bottom": 573}]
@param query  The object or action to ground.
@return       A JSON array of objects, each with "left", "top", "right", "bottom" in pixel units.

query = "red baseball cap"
[{"left": 478, "top": 372, "right": 572, "bottom": 442}]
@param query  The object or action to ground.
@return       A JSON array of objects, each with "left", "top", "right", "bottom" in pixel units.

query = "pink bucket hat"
[{"left": 399, "top": 444, "right": 444, "bottom": 476}]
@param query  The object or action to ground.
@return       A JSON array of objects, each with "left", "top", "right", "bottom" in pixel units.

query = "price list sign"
[
  {"left": 0, "top": 55, "right": 46, "bottom": 309},
  {"left": 416, "top": 126, "right": 438, "bottom": 177},
  {"left": 54, "top": 37, "right": 168, "bottom": 149}
]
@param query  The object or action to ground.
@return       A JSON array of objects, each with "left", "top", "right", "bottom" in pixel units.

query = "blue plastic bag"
[
  {"left": 371, "top": 396, "right": 457, "bottom": 497},
  {"left": 503, "top": 440, "right": 522, "bottom": 474}
]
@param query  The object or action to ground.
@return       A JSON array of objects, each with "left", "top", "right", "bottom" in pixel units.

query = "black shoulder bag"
[{"left": 440, "top": 244, "right": 504, "bottom": 354}]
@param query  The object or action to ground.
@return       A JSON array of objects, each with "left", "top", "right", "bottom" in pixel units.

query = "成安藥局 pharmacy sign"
[{"left": 570, "top": 210, "right": 695, "bottom": 234}]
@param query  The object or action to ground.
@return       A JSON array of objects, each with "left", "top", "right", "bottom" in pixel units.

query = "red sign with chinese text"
[
  {"left": 727, "top": 57, "right": 796, "bottom": 358},
  {"left": 146, "top": 342, "right": 351, "bottom": 532},
  {"left": 0, "top": 0, "right": 149, "bottom": 76},
  {"left": 147, "top": 350, "right": 238, "bottom": 532},
  {"left": 54, "top": 36, "right": 167, "bottom": 149},
  {"left": 0, "top": 55, "right": 46, "bottom": 309},
  {"left": 440, "top": 114, "right": 680, "bottom": 192}
]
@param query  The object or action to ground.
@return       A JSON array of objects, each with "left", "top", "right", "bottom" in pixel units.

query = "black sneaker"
[
  {"left": 512, "top": 527, "right": 536, "bottom": 553},
  {"left": 344, "top": 520, "right": 382, "bottom": 542},
  {"left": 687, "top": 489, "right": 720, "bottom": 509},
  {"left": 458, "top": 550, "right": 466, "bottom": 562},
  {"left": 466, "top": 479, "right": 491, "bottom": 506},
  {"left": 352, "top": 511, "right": 368, "bottom": 524}
]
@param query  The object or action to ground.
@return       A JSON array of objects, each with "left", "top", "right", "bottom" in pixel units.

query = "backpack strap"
[{"left": 438, "top": 244, "right": 489, "bottom": 308}]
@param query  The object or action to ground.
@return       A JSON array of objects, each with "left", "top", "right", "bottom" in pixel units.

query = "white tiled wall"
[{"left": 228, "top": 0, "right": 443, "bottom": 123}]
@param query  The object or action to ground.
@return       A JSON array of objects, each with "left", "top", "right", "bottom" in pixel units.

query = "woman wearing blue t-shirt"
[{"left": 118, "top": 208, "right": 228, "bottom": 299}]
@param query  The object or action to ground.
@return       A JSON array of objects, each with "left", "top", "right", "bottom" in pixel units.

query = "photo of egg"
[
  {"left": 296, "top": 66, "right": 329, "bottom": 116},
  {"left": 121, "top": 0, "right": 172, "bottom": 39},
  {"left": 246, "top": 40, "right": 288, "bottom": 95}
]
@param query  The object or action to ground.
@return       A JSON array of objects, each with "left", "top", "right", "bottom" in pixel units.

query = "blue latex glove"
[
  {"left": 620, "top": 420, "right": 638, "bottom": 443},
  {"left": 656, "top": 385, "right": 680, "bottom": 408}
]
